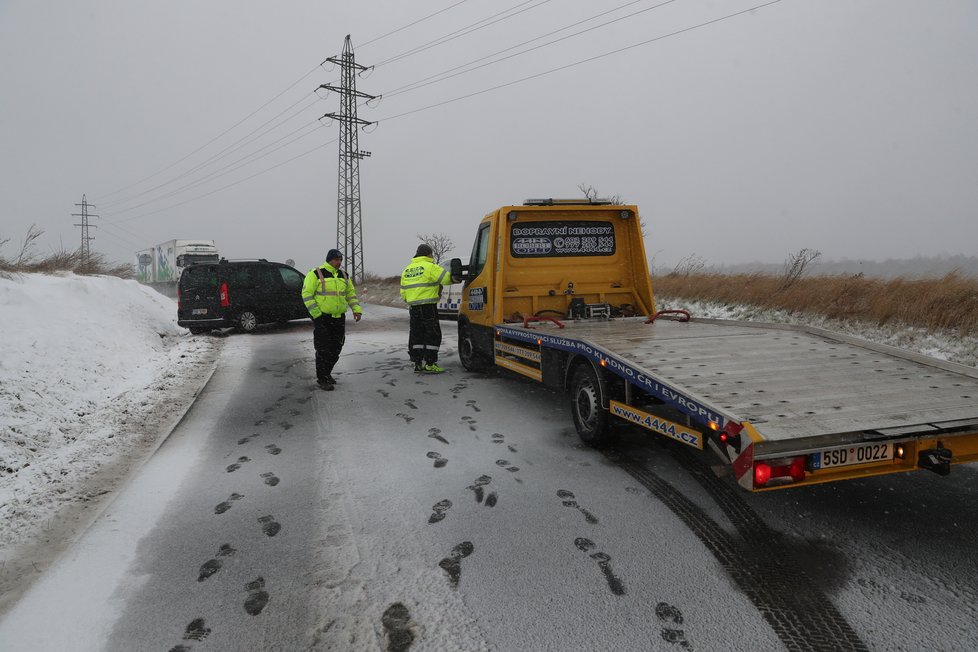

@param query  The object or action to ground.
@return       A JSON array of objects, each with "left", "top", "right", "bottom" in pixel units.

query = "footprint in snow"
[
  {"left": 557, "top": 489, "right": 598, "bottom": 524},
  {"left": 495, "top": 459, "right": 519, "bottom": 472},
  {"left": 258, "top": 515, "right": 281, "bottom": 537},
  {"left": 426, "top": 451, "right": 448, "bottom": 468},
  {"left": 467, "top": 475, "right": 492, "bottom": 503},
  {"left": 656, "top": 602, "right": 692, "bottom": 649},
  {"left": 214, "top": 493, "right": 243, "bottom": 514},
  {"left": 243, "top": 577, "right": 270, "bottom": 616},
  {"left": 574, "top": 537, "right": 625, "bottom": 596},
  {"left": 226, "top": 456, "right": 250, "bottom": 473},
  {"left": 438, "top": 541, "right": 474, "bottom": 589},
  {"left": 428, "top": 427, "right": 449, "bottom": 444},
  {"left": 429, "top": 499, "right": 452, "bottom": 524}
]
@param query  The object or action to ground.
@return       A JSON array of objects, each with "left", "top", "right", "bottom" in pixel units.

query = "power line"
[
  {"left": 104, "top": 121, "right": 325, "bottom": 220},
  {"left": 106, "top": 136, "right": 337, "bottom": 225},
  {"left": 379, "top": 0, "right": 785, "bottom": 122},
  {"left": 96, "top": 65, "right": 324, "bottom": 202},
  {"left": 358, "top": 0, "right": 471, "bottom": 48},
  {"left": 383, "top": 0, "right": 676, "bottom": 100},
  {"left": 99, "top": 94, "right": 322, "bottom": 212},
  {"left": 373, "top": 0, "right": 551, "bottom": 68}
]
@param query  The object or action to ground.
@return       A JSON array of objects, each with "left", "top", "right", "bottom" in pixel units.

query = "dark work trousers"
[
  {"left": 408, "top": 304, "right": 442, "bottom": 364},
  {"left": 313, "top": 315, "right": 346, "bottom": 381}
]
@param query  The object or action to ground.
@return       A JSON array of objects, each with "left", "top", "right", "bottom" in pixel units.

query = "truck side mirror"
[{"left": 449, "top": 258, "right": 466, "bottom": 283}]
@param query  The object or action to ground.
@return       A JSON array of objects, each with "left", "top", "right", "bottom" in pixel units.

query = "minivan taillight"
[{"left": 220, "top": 282, "right": 230, "bottom": 308}]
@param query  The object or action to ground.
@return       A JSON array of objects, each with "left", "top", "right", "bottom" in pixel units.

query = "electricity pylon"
[
  {"left": 72, "top": 194, "right": 99, "bottom": 265},
  {"left": 320, "top": 35, "right": 376, "bottom": 283}
]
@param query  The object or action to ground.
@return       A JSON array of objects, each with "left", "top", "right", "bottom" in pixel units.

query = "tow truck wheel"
[
  {"left": 458, "top": 322, "right": 489, "bottom": 371},
  {"left": 571, "top": 364, "right": 615, "bottom": 447},
  {"left": 236, "top": 310, "right": 258, "bottom": 333}
]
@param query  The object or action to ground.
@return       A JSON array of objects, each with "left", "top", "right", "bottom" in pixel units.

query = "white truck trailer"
[{"left": 136, "top": 240, "right": 219, "bottom": 297}]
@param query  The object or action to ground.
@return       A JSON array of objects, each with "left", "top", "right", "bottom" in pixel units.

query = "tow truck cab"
[{"left": 450, "top": 198, "right": 655, "bottom": 373}]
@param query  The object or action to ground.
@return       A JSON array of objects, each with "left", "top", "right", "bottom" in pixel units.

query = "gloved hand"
[{"left": 353, "top": 312, "right": 362, "bottom": 322}]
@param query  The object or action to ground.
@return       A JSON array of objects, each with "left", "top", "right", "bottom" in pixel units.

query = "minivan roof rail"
[{"left": 219, "top": 258, "right": 269, "bottom": 263}]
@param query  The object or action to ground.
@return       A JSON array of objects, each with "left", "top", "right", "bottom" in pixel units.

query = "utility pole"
[
  {"left": 319, "top": 34, "right": 376, "bottom": 284},
  {"left": 72, "top": 194, "right": 98, "bottom": 265}
]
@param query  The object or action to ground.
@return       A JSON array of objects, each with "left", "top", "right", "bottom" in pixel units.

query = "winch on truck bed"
[{"left": 448, "top": 199, "right": 978, "bottom": 491}]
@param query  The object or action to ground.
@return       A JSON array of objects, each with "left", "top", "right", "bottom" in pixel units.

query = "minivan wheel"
[{"left": 236, "top": 311, "right": 258, "bottom": 332}]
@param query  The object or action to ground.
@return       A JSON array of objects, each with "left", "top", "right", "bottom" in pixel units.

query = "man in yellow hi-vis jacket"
[
  {"left": 302, "top": 249, "right": 362, "bottom": 390},
  {"left": 400, "top": 243, "right": 454, "bottom": 373}
]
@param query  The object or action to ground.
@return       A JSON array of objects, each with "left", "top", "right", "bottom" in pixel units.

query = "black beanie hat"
[
  {"left": 326, "top": 249, "right": 343, "bottom": 261},
  {"left": 415, "top": 244, "right": 433, "bottom": 257}
]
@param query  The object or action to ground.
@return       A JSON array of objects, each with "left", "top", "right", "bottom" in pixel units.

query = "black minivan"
[{"left": 177, "top": 259, "right": 309, "bottom": 333}]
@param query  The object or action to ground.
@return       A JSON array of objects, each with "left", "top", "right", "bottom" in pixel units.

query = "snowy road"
[{"left": 2, "top": 304, "right": 977, "bottom": 651}]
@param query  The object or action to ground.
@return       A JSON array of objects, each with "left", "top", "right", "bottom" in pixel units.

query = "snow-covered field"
[{"left": 2, "top": 272, "right": 977, "bottom": 616}]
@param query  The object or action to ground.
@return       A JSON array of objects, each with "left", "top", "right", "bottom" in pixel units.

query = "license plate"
[
  {"left": 192, "top": 308, "right": 208, "bottom": 315},
  {"left": 811, "top": 442, "right": 893, "bottom": 469}
]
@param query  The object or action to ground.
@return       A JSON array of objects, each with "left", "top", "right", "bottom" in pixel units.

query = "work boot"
[
  {"left": 317, "top": 378, "right": 335, "bottom": 391},
  {"left": 423, "top": 363, "right": 445, "bottom": 374},
  {"left": 326, "top": 374, "right": 337, "bottom": 385},
  {"left": 413, "top": 361, "right": 424, "bottom": 373}
]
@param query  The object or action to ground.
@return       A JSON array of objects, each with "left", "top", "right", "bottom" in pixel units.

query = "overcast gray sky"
[{"left": 2, "top": 0, "right": 976, "bottom": 277}]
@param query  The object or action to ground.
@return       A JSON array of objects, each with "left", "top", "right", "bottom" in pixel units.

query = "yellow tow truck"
[{"left": 448, "top": 199, "right": 978, "bottom": 491}]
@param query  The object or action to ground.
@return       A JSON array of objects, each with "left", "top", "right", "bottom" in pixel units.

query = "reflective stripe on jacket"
[
  {"left": 302, "top": 262, "right": 362, "bottom": 318},
  {"left": 400, "top": 256, "right": 451, "bottom": 306}
]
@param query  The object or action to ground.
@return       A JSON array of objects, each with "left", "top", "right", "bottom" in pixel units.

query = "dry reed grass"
[
  {"left": 653, "top": 272, "right": 978, "bottom": 335},
  {"left": 0, "top": 226, "right": 133, "bottom": 279}
]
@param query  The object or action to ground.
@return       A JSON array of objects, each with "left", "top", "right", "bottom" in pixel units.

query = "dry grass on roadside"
[
  {"left": 653, "top": 272, "right": 978, "bottom": 335},
  {"left": 0, "top": 225, "right": 133, "bottom": 279}
]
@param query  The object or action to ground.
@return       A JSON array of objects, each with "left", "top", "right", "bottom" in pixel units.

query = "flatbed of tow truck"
[{"left": 494, "top": 315, "right": 978, "bottom": 490}]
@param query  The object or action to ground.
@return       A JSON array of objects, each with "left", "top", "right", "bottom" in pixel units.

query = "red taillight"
[
  {"left": 177, "top": 286, "right": 181, "bottom": 310},
  {"left": 220, "top": 282, "right": 230, "bottom": 308},
  {"left": 754, "top": 462, "right": 772, "bottom": 486},
  {"left": 719, "top": 422, "right": 743, "bottom": 452},
  {"left": 754, "top": 456, "right": 806, "bottom": 488}
]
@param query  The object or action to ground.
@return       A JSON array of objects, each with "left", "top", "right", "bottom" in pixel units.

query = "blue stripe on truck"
[{"left": 495, "top": 324, "right": 726, "bottom": 430}]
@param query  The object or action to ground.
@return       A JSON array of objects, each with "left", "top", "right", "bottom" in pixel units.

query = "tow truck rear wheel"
[
  {"left": 458, "top": 321, "right": 490, "bottom": 371},
  {"left": 571, "top": 364, "right": 616, "bottom": 447}
]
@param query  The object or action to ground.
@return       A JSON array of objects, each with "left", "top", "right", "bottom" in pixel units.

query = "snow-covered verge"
[
  {"left": 0, "top": 273, "right": 220, "bottom": 611},
  {"left": 358, "top": 280, "right": 404, "bottom": 309}
]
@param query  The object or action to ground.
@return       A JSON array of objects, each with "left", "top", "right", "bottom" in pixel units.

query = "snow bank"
[{"left": 0, "top": 273, "right": 220, "bottom": 560}]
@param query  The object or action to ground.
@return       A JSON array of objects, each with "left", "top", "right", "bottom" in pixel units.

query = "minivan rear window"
[{"left": 181, "top": 265, "right": 218, "bottom": 291}]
